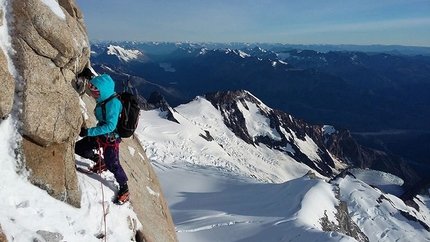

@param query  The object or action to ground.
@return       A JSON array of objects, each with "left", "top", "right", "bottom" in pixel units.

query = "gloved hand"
[
  {"left": 78, "top": 68, "right": 94, "bottom": 80},
  {"left": 79, "top": 127, "right": 88, "bottom": 137}
]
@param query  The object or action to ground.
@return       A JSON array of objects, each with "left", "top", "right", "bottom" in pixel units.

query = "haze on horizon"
[{"left": 75, "top": 0, "right": 430, "bottom": 47}]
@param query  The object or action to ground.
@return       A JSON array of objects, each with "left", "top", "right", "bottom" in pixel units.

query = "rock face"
[
  {"left": 0, "top": 224, "right": 6, "bottom": 242},
  {"left": 11, "top": 0, "right": 89, "bottom": 145},
  {"left": 0, "top": 0, "right": 91, "bottom": 207},
  {"left": 6, "top": 0, "right": 90, "bottom": 208},
  {"left": 0, "top": 48, "right": 14, "bottom": 119},
  {"left": 120, "top": 137, "right": 178, "bottom": 242},
  {"left": 1, "top": 1, "right": 178, "bottom": 241},
  {"left": 0, "top": 8, "right": 14, "bottom": 119},
  {"left": 324, "top": 127, "right": 421, "bottom": 187}
]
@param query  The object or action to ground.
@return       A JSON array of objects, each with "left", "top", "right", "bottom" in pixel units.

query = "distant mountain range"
[
  {"left": 88, "top": 41, "right": 430, "bottom": 177},
  {"left": 90, "top": 41, "right": 430, "bottom": 56}
]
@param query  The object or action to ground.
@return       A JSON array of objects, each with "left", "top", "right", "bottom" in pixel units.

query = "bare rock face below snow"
[
  {"left": 22, "top": 138, "right": 80, "bottom": 207},
  {"left": 320, "top": 185, "right": 369, "bottom": 242},
  {"left": 0, "top": 224, "right": 6, "bottom": 242},
  {"left": 120, "top": 137, "right": 178, "bottom": 242},
  {"left": 324, "top": 128, "right": 420, "bottom": 187},
  {"left": 6, "top": 0, "right": 90, "bottom": 207}
]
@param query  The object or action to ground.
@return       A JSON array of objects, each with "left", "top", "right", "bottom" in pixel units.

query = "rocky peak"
[
  {"left": 147, "top": 91, "right": 171, "bottom": 111},
  {"left": 204, "top": 90, "right": 420, "bottom": 187}
]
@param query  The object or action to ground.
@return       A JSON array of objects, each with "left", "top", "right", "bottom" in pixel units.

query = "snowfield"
[
  {"left": 136, "top": 101, "right": 430, "bottom": 242},
  {"left": 0, "top": 94, "right": 429, "bottom": 242}
]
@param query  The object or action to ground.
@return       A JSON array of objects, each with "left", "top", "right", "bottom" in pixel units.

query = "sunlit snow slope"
[{"left": 135, "top": 95, "right": 430, "bottom": 242}]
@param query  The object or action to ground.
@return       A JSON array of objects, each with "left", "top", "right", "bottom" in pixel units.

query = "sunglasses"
[{"left": 88, "top": 83, "right": 98, "bottom": 91}]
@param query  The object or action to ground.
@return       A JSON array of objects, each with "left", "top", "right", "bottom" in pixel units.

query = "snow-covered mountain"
[
  {"left": 90, "top": 41, "right": 430, "bottom": 56},
  {"left": 92, "top": 44, "right": 148, "bottom": 65},
  {"left": 106, "top": 45, "right": 143, "bottom": 62},
  {"left": 90, "top": 42, "right": 430, "bottom": 181},
  {"left": 1, "top": 86, "right": 429, "bottom": 241},
  {"left": 135, "top": 90, "right": 430, "bottom": 242}
]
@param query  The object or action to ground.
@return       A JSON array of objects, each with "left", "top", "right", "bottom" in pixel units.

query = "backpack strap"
[{"left": 96, "top": 93, "right": 120, "bottom": 124}]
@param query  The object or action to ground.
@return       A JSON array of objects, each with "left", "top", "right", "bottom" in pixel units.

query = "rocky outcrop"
[
  {"left": 1, "top": 1, "right": 178, "bottom": 241},
  {"left": 321, "top": 180, "right": 369, "bottom": 242},
  {"left": 401, "top": 177, "right": 430, "bottom": 207},
  {"left": 0, "top": 9, "right": 14, "bottom": 119},
  {"left": 120, "top": 137, "right": 178, "bottom": 242},
  {"left": 324, "top": 127, "right": 420, "bottom": 187},
  {"left": 6, "top": 0, "right": 90, "bottom": 207},
  {"left": 11, "top": 0, "right": 89, "bottom": 145},
  {"left": 0, "top": 47, "right": 14, "bottom": 119}
]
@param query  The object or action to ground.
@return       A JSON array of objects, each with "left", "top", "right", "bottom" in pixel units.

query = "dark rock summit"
[{"left": 205, "top": 89, "right": 420, "bottom": 187}]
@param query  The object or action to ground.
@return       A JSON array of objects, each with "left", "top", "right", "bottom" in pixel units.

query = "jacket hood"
[{"left": 89, "top": 74, "right": 116, "bottom": 102}]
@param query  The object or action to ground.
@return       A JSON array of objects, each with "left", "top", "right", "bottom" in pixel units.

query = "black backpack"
[{"left": 98, "top": 80, "right": 140, "bottom": 138}]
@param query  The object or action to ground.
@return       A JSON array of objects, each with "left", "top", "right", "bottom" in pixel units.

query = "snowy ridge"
[
  {"left": 349, "top": 168, "right": 405, "bottom": 196},
  {"left": 136, "top": 94, "right": 430, "bottom": 241},
  {"left": 336, "top": 176, "right": 430, "bottom": 242},
  {"left": 137, "top": 96, "right": 316, "bottom": 182},
  {"left": 203, "top": 89, "right": 351, "bottom": 178},
  {"left": 107, "top": 45, "right": 143, "bottom": 62}
]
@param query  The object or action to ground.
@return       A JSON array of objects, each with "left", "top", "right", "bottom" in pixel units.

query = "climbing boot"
[
  {"left": 116, "top": 183, "right": 130, "bottom": 205},
  {"left": 89, "top": 154, "right": 107, "bottom": 173}
]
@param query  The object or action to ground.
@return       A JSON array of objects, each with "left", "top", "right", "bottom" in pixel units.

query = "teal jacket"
[{"left": 87, "top": 74, "right": 122, "bottom": 137}]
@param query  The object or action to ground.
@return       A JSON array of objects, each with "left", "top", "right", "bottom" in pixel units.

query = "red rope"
[
  {"left": 96, "top": 138, "right": 107, "bottom": 242},
  {"left": 95, "top": 136, "right": 120, "bottom": 241}
]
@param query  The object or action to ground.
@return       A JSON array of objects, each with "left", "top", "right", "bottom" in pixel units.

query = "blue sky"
[{"left": 75, "top": 0, "right": 430, "bottom": 47}]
